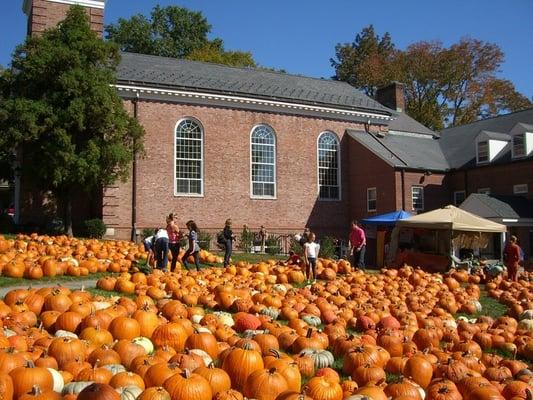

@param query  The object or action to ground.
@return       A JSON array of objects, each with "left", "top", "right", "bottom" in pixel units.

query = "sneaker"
[{"left": 313, "top": 279, "right": 317, "bottom": 284}]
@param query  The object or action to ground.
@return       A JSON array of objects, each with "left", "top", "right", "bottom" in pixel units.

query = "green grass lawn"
[{"left": 0, "top": 271, "right": 119, "bottom": 288}]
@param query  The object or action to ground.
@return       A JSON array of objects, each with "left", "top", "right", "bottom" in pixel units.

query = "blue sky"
[{"left": 1, "top": 0, "right": 532, "bottom": 98}]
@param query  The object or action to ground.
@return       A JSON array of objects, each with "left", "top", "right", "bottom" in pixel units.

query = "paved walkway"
[{"left": 0, "top": 278, "right": 98, "bottom": 298}]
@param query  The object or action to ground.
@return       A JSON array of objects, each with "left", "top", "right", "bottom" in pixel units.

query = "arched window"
[
  {"left": 174, "top": 118, "right": 203, "bottom": 196},
  {"left": 250, "top": 125, "right": 276, "bottom": 198},
  {"left": 317, "top": 132, "right": 340, "bottom": 200}
]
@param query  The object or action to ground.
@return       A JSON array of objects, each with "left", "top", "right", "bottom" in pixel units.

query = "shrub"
[
  {"left": 84, "top": 218, "right": 107, "bottom": 239},
  {"left": 0, "top": 213, "right": 15, "bottom": 234},
  {"left": 265, "top": 234, "right": 281, "bottom": 254},
  {"left": 289, "top": 235, "right": 303, "bottom": 255},
  {"left": 46, "top": 218, "right": 65, "bottom": 235},
  {"left": 319, "top": 236, "right": 337, "bottom": 259},
  {"left": 239, "top": 227, "right": 254, "bottom": 252},
  {"left": 197, "top": 231, "right": 212, "bottom": 250},
  {"left": 142, "top": 227, "right": 157, "bottom": 238}
]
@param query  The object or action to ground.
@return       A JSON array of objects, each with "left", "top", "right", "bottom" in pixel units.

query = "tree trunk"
[{"left": 63, "top": 192, "right": 73, "bottom": 237}]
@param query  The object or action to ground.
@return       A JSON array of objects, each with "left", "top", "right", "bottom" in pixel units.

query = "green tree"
[
  {"left": 186, "top": 39, "right": 256, "bottom": 68},
  {"left": 0, "top": 5, "right": 144, "bottom": 235},
  {"left": 106, "top": 5, "right": 258, "bottom": 68},
  {"left": 331, "top": 26, "right": 532, "bottom": 130},
  {"left": 331, "top": 25, "right": 396, "bottom": 97}
]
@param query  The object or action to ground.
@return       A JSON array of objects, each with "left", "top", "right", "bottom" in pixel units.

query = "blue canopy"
[{"left": 361, "top": 210, "right": 413, "bottom": 226}]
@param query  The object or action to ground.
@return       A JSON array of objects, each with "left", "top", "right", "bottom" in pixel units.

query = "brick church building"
[{"left": 18, "top": 0, "right": 533, "bottom": 260}]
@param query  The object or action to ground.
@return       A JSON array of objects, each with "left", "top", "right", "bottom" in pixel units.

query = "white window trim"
[
  {"left": 454, "top": 190, "right": 466, "bottom": 206},
  {"left": 367, "top": 187, "right": 377, "bottom": 212},
  {"left": 173, "top": 117, "right": 204, "bottom": 197},
  {"left": 511, "top": 134, "right": 526, "bottom": 159},
  {"left": 513, "top": 184, "right": 528, "bottom": 194},
  {"left": 476, "top": 141, "right": 489, "bottom": 164},
  {"left": 316, "top": 131, "right": 342, "bottom": 201},
  {"left": 477, "top": 188, "right": 491, "bottom": 195},
  {"left": 250, "top": 124, "right": 277, "bottom": 200},
  {"left": 411, "top": 186, "right": 424, "bottom": 211}
]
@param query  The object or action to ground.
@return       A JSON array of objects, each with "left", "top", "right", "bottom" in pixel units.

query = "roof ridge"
[
  {"left": 121, "top": 51, "right": 353, "bottom": 87},
  {"left": 441, "top": 106, "right": 533, "bottom": 132}
]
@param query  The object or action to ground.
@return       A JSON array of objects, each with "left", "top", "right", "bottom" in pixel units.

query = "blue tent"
[{"left": 361, "top": 210, "right": 413, "bottom": 226}]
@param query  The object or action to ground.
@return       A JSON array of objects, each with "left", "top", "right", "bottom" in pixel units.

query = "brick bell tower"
[{"left": 23, "top": 0, "right": 106, "bottom": 36}]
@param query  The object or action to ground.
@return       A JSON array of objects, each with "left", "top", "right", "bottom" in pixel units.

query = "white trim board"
[
  {"left": 24, "top": 0, "right": 105, "bottom": 15},
  {"left": 114, "top": 84, "right": 392, "bottom": 122}
]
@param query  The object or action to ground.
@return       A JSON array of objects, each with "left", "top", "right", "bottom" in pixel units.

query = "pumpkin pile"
[
  {"left": 0, "top": 257, "right": 530, "bottom": 399},
  {"left": 0, "top": 234, "right": 147, "bottom": 279}
]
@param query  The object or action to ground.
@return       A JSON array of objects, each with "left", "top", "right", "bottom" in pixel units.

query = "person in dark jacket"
[{"left": 222, "top": 219, "right": 236, "bottom": 267}]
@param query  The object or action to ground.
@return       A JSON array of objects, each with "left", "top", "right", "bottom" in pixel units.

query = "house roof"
[
  {"left": 439, "top": 108, "right": 533, "bottom": 169},
  {"left": 388, "top": 111, "right": 435, "bottom": 136},
  {"left": 346, "top": 129, "right": 449, "bottom": 171},
  {"left": 117, "top": 52, "right": 392, "bottom": 115},
  {"left": 460, "top": 194, "right": 533, "bottom": 219},
  {"left": 478, "top": 131, "right": 511, "bottom": 141}
]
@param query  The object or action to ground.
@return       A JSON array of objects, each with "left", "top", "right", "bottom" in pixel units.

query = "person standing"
[
  {"left": 166, "top": 213, "right": 181, "bottom": 272},
  {"left": 259, "top": 225, "right": 267, "bottom": 253},
  {"left": 181, "top": 220, "right": 200, "bottom": 271},
  {"left": 154, "top": 227, "right": 169, "bottom": 271},
  {"left": 303, "top": 232, "right": 320, "bottom": 283},
  {"left": 222, "top": 219, "right": 236, "bottom": 267},
  {"left": 299, "top": 227, "right": 310, "bottom": 249},
  {"left": 349, "top": 220, "right": 366, "bottom": 270},
  {"left": 143, "top": 228, "right": 158, "bottom": 267},
  {"left": 504, "top": 235, "right": 521, "bottom": 282}
]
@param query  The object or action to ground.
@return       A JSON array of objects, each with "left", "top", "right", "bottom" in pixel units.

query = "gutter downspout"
[
  {"left": 400, "top": 169, "right": 406, "bottom": 211},
  {"left": 131, "top": 93, "right": 139, "bottom": 242}
]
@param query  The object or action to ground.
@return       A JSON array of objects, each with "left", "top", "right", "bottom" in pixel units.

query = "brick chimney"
[
  {"left": 376, "top": 82, "right": 405, "bottom": 113},
  {"left": 23, "top": 0, "right": 105, "bottom": 37}
]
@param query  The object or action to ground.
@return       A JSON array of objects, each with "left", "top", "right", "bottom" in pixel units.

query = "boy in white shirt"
[{"left": 303, "top": 232, "right": 320, "bottom": 283}]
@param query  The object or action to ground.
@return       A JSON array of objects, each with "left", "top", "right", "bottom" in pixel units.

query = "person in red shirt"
[
  {"left": 349, "top": 220, "right": 366, "bottom": 270},
  {"left": 504, "top": 235, "right": 521, "bottom": 282}
]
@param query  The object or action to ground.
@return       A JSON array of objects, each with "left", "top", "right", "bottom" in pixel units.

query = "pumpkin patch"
[{"left": 0, "top": 235, "right": 530, "bottom": 399}]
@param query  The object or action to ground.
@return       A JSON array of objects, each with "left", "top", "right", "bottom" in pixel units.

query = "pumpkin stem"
[
  {"left": 306, "top": 328, "right": 313, "bottom": 338},
  {"left": 269, "top": 348, "right": 281, "bottom": 358},
  {"left": 268, "top": 367, "right": 277, "bottom": 374},
  {"left": 208, "top": 362, "right": 215, "bottom": 368},
  {"left": 30, "top": 386, "right": 42, "bottom": 395}
]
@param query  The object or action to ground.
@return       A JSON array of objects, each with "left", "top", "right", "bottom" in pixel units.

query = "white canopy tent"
[{"left": 388, "top": 205, "right": 507, "bottom": 267}]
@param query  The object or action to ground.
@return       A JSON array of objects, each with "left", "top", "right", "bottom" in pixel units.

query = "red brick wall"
[
  {"left": 103, "top": 100, "right": 384, "bottom": 240},
  {"left": 397, "top": 171, "right": 448, "bottom": 213},
  {"left": 28, "top": 0, "right": 104, "bottom": 36},
  {"left": 346, "top": 140, "right": 396, "bottom": 221},
  {"left": 446, "top": 160, "right": 533, "bottom": 201}
]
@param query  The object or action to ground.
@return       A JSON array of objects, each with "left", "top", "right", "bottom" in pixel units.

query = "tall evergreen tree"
[{"left": 0, "top": 6, "right": 144, "bottom": 235}]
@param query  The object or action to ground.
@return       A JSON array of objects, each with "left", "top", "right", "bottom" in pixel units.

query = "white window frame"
[
  {"left": 477, "top": 141, "right": 489, "bottom": 164},
  {"left": 173, "top": 117, "right": 204, "bottom": 197},
  {"left": 411, "top": 186, "right": 424, "bottom": 211},
  {"left": 317, "top": 131, "right": 341, "bottom": 201},
  {"left": 454, "top": 190, "right": 466, "bottom": 206},
  {"left": 250, "top": 124, "right": 277, "bottom": 199},
  {"left": 477, "top": 188, "right": 491, "bottom": 195},
  {"left": 513, "top": 184, "right": 528, "bottom": 194},
  {"left": 367, "top": 187, "right": 377, "bottom": 212},
  {"left": 512, "top": 134, "right": 526, "bottom": 159}
]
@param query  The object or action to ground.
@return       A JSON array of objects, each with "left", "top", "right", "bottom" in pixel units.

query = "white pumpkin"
[
  {"left": 92, "top": 301, "right": 112, "bottom": 311},
  {"left": 55, "top": 330, "right": 79, "bottom": 339},
  {"left": 518, "top": 319, "right": 533, "bottom": 332},
  {"left": 62, "top": 381, "right": 94, "bottom": 395},
  {"left": 213, "top": 312, "right": 234, "bottom": 327},
  {"left": 47, "top": 368, "right": 64, "bottom": 393},
  {"left": 103, "top": 364, "right": 127, "bottom": 375},
  {"left": 189, "top": 349, "right": 212, "bottom": 366},
  {"left": 442, "top": 319, "right": 457, "bottom": 330},
  {"left": 132, "top": 336, "right": 154, "bottom": 355},
  {"left": 520, "top": 310, "right": 533, "bottom": 320},
  {"left": 116, "top": 385, "right": 143, "bottom": 400}
]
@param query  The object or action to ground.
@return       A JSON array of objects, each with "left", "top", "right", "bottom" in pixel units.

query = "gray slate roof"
[
  {"left": 388, "top": 111, "right": 435, "bottom": 136},
  {"left": 347, "top": 130, "right": 449, "bottom": 171},
  {"left": 117, "top": 52, "right": 392, "bottom": 115},
  {"left": 464, "top": 194, "right": 533, "bottom": 219},
  {"left": 439, "top": 108, "right": 533, "bottom": 169}
]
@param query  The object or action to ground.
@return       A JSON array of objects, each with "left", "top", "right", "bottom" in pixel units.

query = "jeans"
[
  {"left": 223, "top": 239, "right": 232, "bottom": 267},
  {"left": 155, "top": 237, "right": 169, "bottom": 271},
  {"left": 182, "top": 247, "right": 200, "bottom": 270},
  {"left": 169, "top": 242, "right": 180, "bottom": 271},
  {"left": 353, "top": 245, "right": 366, "bottom": 269}
]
